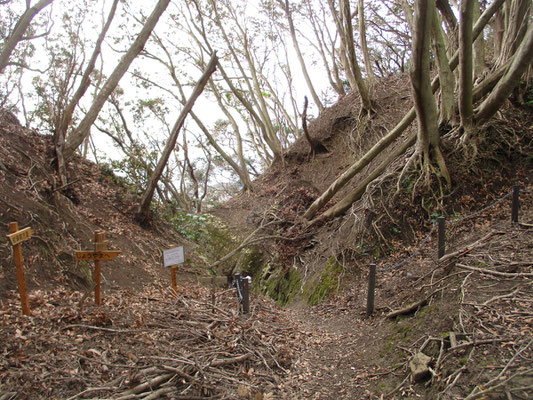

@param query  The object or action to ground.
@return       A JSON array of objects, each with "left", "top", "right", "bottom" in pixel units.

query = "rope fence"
[{"left": 366, "top": 185, "right": 531, "bottom": 315}]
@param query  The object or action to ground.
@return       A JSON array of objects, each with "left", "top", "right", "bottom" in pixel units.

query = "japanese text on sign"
[
  {"left": 7, "top": 227, "right": 32, "bottom": 246},
  {"left": 163, "top": 246, "right": 184, "bottom": 267}
]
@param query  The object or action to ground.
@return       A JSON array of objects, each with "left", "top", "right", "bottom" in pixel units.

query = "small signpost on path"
[
  {"left": 163, "top": 246, "right": 184, "bottom": 295},
  {"left": 75, "top": 231, "right": 121, "bottom": 305},
  {"left": 7, "top": 222, "right": 32, "bottom": 316}
]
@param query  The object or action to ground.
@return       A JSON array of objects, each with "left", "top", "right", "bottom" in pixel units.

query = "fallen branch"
[
  {"left": 482, "top": 287, "right": 521, "bottom": 306},
  {"left": 210, "top": 353, "right": 252, "bottom": 367},
  {"left": 62, "top": 324, "right": 143, "bottom": 333},
  {"left": 456, "top": 263, "right": 533, "bottom": 278},
  {"left": 386, "top": 299, "right": 428, "bottom": 319},
  {"left": 208, "top": 220, "right": 278, "bottom": 270},
  {"left": 386, "top": 288, "right": 443, "bottom": 318},
  {"left": 438, "top": 231, "right": 500, "bottom": 263},
  {"left": 115, "top": 373, "right": 175, "bottom": 399},
  {"left": 52, "top": 178, "right": 81, "bottom": 193},
  {"left": 65, "top": 387, "right": 115, "bottom": 400},
  {"left": 449, "top": 337, "right": 510, "bottom": 352}
]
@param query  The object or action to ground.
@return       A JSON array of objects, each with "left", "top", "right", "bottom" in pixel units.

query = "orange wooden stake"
[
  {"left": 75, "top": 231, "right": 120, "bottom": 305},
  {"left": 170, "top": 266, "right": 178, "bottom": 296},
  {"left": 94, "top": 231, "right": 106, "bottom": 305},
  {"left": 8, "top": 222, "right": 31, "bottom": 316}
]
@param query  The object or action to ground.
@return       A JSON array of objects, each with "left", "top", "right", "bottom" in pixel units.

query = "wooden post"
[
  {"left": 242, "top": 277, "right": 250, "bottom": 315},
  {"left": 170, "top": 266, "right": 178, "bottom": 296},
  {"left": 366, "top": 263, "right": 376, "bottom": 317},
  {"left": 511, "top": 185, "right": 519, "bottom": 224},
  {"left": 438, "top": 216, "right": 446, "bottom": 259},
  {"left": 9, "top": 222, "right": 31, "bottom": 316},
  {"left": 94, "top": 231, "right": 106, "bottom": 305},
  {"left": 75, "top": 232, "right": 120, "bottom": 305}
]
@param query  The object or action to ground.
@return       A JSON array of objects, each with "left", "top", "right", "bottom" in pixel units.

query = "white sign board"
[{"left": 163, "top": 246, "right": 184, "bottom": 267}]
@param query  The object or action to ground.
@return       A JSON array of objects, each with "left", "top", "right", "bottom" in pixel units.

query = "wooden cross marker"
[
  {"left": 7, "top": 222, "right": 32, "bottom": 316},
  {"left": 75, "top": 231, "right": 121, "bottom": 305}
]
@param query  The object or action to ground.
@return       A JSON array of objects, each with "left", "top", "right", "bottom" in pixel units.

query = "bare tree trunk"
[
  {"left": 138, "top": 33, "right": 255, "bottom": 192},
  {"left": 436, "top": 0, "right": 458, "bottom": 51},
  {"left": 279, "top": 0, "right": 324, "bottom": 112},
  {"left": 459, "top": 0, "right": 475, "bottom": 135},
  {"left": 475, "top": 23, "right": 533, "bottom": 124},
  {"left": 0, "top": 0, "right": 53, "bottom": 74},
  {"left": 54, "top": 0, "right": 119, "bottom": 185},
  {"left": 136, "top": 53, "right": 217, "bottom": 224},
  {"left": 472, "top": 0, "right": 486, "bottom": 79},
  {"left": 341, "top": 0, "right": 373, "bottom": 114},
  {"left": 492, "top": 9, "right": 505, "bottom": 59},
  {"left": 63, "top": 0, "right": 170, "bottom": 161},
  {"left": 181, "top": 131, "right": 200, "bottom": 213},
  {"left": 358, "top": 0, "right": 374, "bottom": 84},
  {"left": 411, "top": 0, "right": 450, "bottom": 185},
  {"left": 432, "top": 9, "right": 456, "bottom": 125},
  {"left": 496, "top": 0, "right": 531, "bottom": 66},
  {"left": 208, "top": 83, "right": 254, "bottom": 191},
  {"left": 399, "top": 0, "right": 415, "bottom": 35}
]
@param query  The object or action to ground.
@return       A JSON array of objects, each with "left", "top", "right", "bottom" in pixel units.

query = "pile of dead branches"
[{"left": 0, "top": 283, "right": 302, "bottom": 399}]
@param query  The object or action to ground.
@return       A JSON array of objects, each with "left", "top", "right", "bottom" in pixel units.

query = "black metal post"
[
  {"left": 366, "top": 264, "right": 376, "bottom": 316},
  {"left": 242, "top": 277, "right": 250, "bottom": 315},
  {"left": 511, "top": 185, "right": 520, "bottom": 224},
  {"left": 438, "top": 216, "right": 445, "bottom": 259}
]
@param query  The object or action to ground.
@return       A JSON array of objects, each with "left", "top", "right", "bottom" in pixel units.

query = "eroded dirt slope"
[{"left": 0, "top": 109, "right": 206, "bottom": 297}]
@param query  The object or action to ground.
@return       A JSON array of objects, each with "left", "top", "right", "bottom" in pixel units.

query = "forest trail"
[{"left": 281, "top": 307, "right": 382, "bottom": 399}]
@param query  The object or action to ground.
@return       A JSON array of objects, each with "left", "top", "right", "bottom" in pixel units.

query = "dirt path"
[{"left": 279, "top": 298, "right": 395, "bottom": 399}]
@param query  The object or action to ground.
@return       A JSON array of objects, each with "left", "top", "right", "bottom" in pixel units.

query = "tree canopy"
[{"left": 1, "top": 0, "right": 531, "bottom": 218}]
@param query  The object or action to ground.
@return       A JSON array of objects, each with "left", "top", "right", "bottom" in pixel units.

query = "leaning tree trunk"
[
  {"left": 341, "top": 0, "right": 373, "bottom": 114},
  {"left": 136, "top": 53, "right": 218, "bottom": 224},
  {"left": 317, "top": 133, "right": 417, "bottom": 221},
  {"left": 0, "top": 0, "right": 53, "bottom": 74},
  {"left": 63, "top": 0, "right": 171, "bottom": 161},
  {"left": 54, "top": 0, "right": 119, "bottom": 185},
  {"left": 475, "top": 24, "right": 533, "bottom": 124}
]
